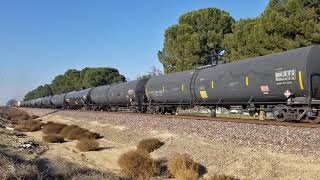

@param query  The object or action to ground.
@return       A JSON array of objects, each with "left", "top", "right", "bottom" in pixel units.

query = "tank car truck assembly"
[{"left": 21, "top": 45, "right": 320, "bottom": 123}]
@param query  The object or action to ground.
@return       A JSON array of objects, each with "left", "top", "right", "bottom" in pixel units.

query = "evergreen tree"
[
  {"left": 24, "top": 67, "right": 126, "bottom": 100},
  {"left": 158, "top": 8, "right": 235, "bottom": 73},
  {"left": 223, "top": 0, "right": 320, "bottom": 61}
]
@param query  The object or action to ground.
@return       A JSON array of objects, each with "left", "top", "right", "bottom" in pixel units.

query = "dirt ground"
[{"left": 22, "top": 108, "right": 320, "bottom": 180}]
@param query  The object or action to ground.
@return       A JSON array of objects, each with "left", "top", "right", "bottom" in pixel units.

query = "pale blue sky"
[{"left": 0, "top": 0, "right": 269, "bottom": 105}]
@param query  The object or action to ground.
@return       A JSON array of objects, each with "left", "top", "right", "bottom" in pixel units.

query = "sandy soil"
[{"left": 23, "top": 108, "right": 320, "bottom": 180}]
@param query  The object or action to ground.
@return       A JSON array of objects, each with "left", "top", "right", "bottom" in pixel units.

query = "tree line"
[
  {"left": 158, "top": 0, "right": 320, "bottom": 73},
  {"left": 24, "top": 68, "right": 126, "bottom": 101}
]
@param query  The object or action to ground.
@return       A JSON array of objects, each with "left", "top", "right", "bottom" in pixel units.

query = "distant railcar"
[
  {"left": 90, "top": 85, "right": 111, "bottom": 109},
  {"left": 107, "top": 79, "right": 149, "bottom": 111},
  {"left": 51, "top": 93, "right": 67, "bottom": 108},
  {"left": 41, "top": 96, "right": 52, "bottom": 108},
  {"left": 145, "top": 70, "right": 194, "bottom": 114},
  {"left": 65, "top": 88, "right": 93, "bottom": 108},
  {"left": 35, "top": 98, "right": 43, "bottom": 107}
]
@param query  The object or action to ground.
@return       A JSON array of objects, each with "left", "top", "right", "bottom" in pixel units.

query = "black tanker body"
[
  {"left": 64, "top": 88, "right": 93, "bottom": 108},
  {"left": 193, "top": 45, "right": 320, "bottom": 121},
  {"left": 28, "top": 100, "right": 33, "bottom": 107},
  {"left": 35, "top": 98, "right": 43, "bottom": 107},
  {"left": 30, "top": 99, "right": 35, "bottom": 107},
  {"left": 90, "top": 85, "right": 111, "bottom": 110},
  {"left": 28, "top": 100, "right": 32, "bottom": 107},
  {"left": 64, "top": 91, "right": 79, "bottom": 108},
  {"left": 51, "top": 93, "right": 67, "bottom": 108},
  {"left": 194, "top": 46, "right": 320, "bottom": 105},
  {"left": 107, "top": 79, "right": 149, "bottom": 111},
  {"left": 145, "top": 70, "right": 195, "bottom": 114},
  {"left": 23, "top": 101, "right": 28, "bottom": 107},
  {"left": 41, "top": 96, "right": 52, "bottom": 108}
]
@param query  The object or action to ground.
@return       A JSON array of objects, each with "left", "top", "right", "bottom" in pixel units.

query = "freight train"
[{"left": 20, "top": 45, "right": 320, "bottom": 123}]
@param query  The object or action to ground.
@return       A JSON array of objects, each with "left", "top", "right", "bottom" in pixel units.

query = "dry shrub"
[
  {"left": 42, "top": 122, "right": 67, "bottom": 134},
  {"left": 6, "top": 108, "right": 30, "bottom": 120},
  {"left": 47, "top": 157, "right": 119, "bottom": 179},
  {"left": 66, "top": 127, "right": 87, "bottom": 140},
  {"left": 0, "top": 129, "right": 25, "bottom": 137},
  {"left": 168, "top": 154, "right": 199, "bottom": 180},
  {"left": 137, "top": 138, "right": 164, "bottom": 153},
  {"left": 82, "top": 131, "right": 101, "bottom": 139},
  {"left": 60, "top": 125, "right": 78, "bottom": 137},
  {"left": 43, "top": 134, "right": 65, "bottom": 143},
  {"left": 60, "top": 125, "right": 100, "bottom": 140},
  {"left": 76, "top": 138, "right": 99, "bottom": 152},
  {"left": 0, "top": 154, "right": 120, "bottom": 180},
  {"left": 118, "top": 150, "right": 157, "bottom": 179},
  {"left": 14, "top": 120, "right": 42, "bottom": 132},
  {"left": 0, "top": 154, "right": 38, "bottom": 180},
  {"left": 208, "top": 174, "right": 238, "bottom": 180}
]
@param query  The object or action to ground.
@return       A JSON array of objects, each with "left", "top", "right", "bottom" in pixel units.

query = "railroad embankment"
[{"left": 2, "top": 107, "right": 320, "bottom": 179}]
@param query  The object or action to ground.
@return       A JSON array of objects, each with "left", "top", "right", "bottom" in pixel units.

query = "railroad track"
[
  {"left": 33, "top": 108, "right": 320, "bottom": 129},
  {"left": 102, "top": 111, "right": 320, "bottom": 128}
]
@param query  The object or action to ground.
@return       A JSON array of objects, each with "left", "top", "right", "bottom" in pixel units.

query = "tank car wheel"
[
  {"left": 160, "top": 108, "right": 165, "bottom": 114},
  {"left": 273, "top": 109, "right": 287, "bottom": 122}
]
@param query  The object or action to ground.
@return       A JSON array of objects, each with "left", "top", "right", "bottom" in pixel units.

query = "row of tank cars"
[{"left": 21, "top": 45, "right": 320, "bottom": 123}]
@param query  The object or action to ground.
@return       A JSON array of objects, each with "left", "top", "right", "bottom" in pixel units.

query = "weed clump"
[
  {"left": 6, "top": 108, "right": 30, "bottom": 121},
  {"left": 83, "top": 131, "right": 101, "bottom": 139},
  {"left": 59, "top": 125, "right": 100, "bottom": 140},
  {"left": 76, "top": 138, "right": 99, "bottom": 152},
  {"left": 42, "top": 122, "right": 67, "bottom": 134},
  {"left": 118, "top": 150, "right": 157, "bottom": 179},
  {"left": 14, "top": 120, "right": 42, "bottom": 132},
  {"left": 137, "top": 138, "right": 164, "bottom": 153},
  {"left": 66, "top": 127, "right": 87, "bottom": 140},
  {"left": 43, "top": 134, "right": 65, "bottom": 143},
  {"left": 59, "top": 125, "right": 78, "bottom": 137},
  {"left": 168, "top": 154, "right": 199, "bottom": 180}
]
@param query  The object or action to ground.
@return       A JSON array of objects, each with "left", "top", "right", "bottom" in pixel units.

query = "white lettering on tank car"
[{"left": 275, "top": 69, "right": 296, "bottom": 85}]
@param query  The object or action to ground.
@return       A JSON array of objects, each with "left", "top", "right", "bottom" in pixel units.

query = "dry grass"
[
  {"left": 82, "top": 131, "right": 101, "bottom": 139},
  {"left": 43, "top": 134, "right": 65, "bottom": 143},
  {"left": 208, "top": 174, "right": 238, "bottom": 180},
  {"left": 60, "top": 125, "right": 100, "bottom": 140},
  {"left": 60, "top": 125, "right": 78, "bottom": 137},
  {"left": 6, "top": 108, "right": 30, "bottom": 121},
  {"left": 168, "top": 154, "right": 199, "bottom": 180},
  {"left": 47, "top": 157, "right": 120, "bottom": 179},
  {"left": 42, "top": 122, "right": 67, "bottom": 134},
  {"left": 118, "top": 150, "right": 157, "bottom": 179},
  {"left": 137, "top": 138, "right": 164, "bottom": 153},
  {"left": 76, "top": 138, "right": 99, "bottom": 152},
  {"left": 66, "top": 127, "right": 87, "bottom": 140},
  {"left": 14, "top": 120, "right": 42, "bottom": 132},
  {"left": 0, "top": 155, "right": 119, "bottom": 179}
]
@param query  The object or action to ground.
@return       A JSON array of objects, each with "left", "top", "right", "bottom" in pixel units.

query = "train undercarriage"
[{"left": 40, "top": 102, "right": 320, "bottom": 124}]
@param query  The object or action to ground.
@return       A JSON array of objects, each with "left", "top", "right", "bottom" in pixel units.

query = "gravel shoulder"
[{"left": 22, "top": 108, "right": 320, "bottom": 180}]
